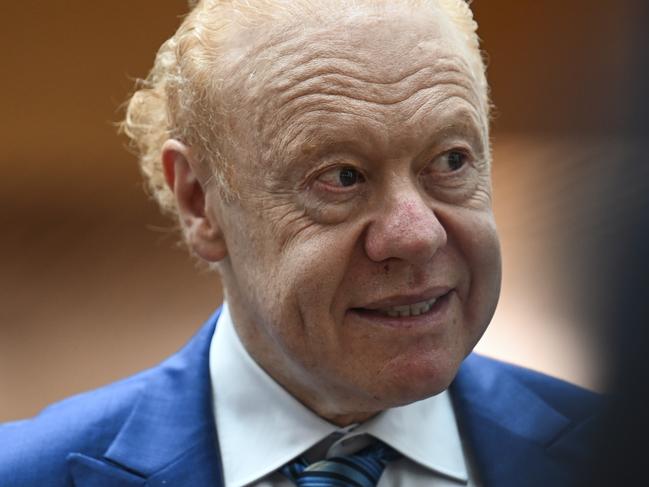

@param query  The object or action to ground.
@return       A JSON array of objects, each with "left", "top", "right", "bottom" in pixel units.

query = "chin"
[{"left": 367, "top": 351, "right": 465, "bottom": 409}]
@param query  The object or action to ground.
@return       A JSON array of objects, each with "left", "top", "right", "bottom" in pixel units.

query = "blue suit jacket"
[{"left": 0, "top": 308, "right": 600, "bottom": 486}]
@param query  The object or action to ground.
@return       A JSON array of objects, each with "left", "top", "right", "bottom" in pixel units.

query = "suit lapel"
[
  {"left": 451, "top": 354, "right": 581, "bottom": 487},
  {"left": 67, "top": 454, "right": 146, "bottom": 487},
  {"left": 68, "top": 308, "right": 224, "bottom": 487}
]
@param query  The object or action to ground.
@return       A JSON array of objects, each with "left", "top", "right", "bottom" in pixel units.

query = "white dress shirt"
[{"left": 210, "top": 303, "right": 481, "bottom": 487}]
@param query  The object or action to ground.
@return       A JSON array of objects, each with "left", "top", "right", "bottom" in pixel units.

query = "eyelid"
[
  {"left": 420, "top": 147, "right": 473, "bottom": 174},
  {"left": 309, "top": 164, "right": 366, "bottom": 195},
  {"left": 443, "top": 144, "right": 474, "bottom": 159}
]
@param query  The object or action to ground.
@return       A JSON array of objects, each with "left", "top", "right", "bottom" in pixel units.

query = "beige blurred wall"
[{"left": 0, "top": 1, "right": 632, "bottom": 421}]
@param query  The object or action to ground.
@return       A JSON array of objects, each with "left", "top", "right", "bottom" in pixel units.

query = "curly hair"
[{"left": 121, "top": 0, "right": 487, "bottom": 218}]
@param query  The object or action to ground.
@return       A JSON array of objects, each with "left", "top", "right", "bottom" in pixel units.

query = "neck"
[{"left": 325, "top": 411, "right": 380, "bottom": 427}]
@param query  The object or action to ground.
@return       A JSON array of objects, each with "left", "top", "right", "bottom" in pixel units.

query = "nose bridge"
[{"left": 364, "top": 183, "right": 447, "bottom": 263}]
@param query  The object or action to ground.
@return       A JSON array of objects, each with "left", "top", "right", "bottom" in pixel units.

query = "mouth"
[{"left": 348, "top": 289, "right": 454, "bottom": 323}]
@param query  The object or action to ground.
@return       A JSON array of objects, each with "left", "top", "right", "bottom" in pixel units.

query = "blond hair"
[{"left": 122, "top": 0, "right": 487, "bottom": 217}]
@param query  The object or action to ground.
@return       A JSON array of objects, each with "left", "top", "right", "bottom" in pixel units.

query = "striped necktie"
[{"left": 281, "top": 440, "right": 401, "bottom": 487}]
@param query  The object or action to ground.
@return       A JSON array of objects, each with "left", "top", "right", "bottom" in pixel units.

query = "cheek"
[
  {"left": 278, "top": 225, "right": 362, "bottom": 314},
  {"left": 261, "top": 227, "right": 369, "bottom": 376},
  {"left": 459, "top": 212, "right": 502, "bottom": 328},
  {"left": 241, "top": 214, "right": 364, "bottom": 341}
]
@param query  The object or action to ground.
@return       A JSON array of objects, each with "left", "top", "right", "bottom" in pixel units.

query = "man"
[{"left": 0, "top": 1, "right": 599, "bottom": 486}]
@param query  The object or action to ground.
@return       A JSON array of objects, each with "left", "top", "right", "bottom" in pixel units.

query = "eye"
[
  {"left": 432, "top": 150, "right": 468, "bottom": 173},
  {"left": 316, "top": 166, "right": 365, "bottom": 189}
]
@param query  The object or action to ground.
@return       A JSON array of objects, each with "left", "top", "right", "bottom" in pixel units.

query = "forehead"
[{"left": 221, "top": 5, "right": 486, "bottom": 167}]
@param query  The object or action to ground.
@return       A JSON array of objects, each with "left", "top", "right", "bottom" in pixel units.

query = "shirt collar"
[
  {"left": 356, "top": 390, "right": 469, "bottom": 481},
  {"left": 210, "top": 302, "right": 469, "bottom": 487}
]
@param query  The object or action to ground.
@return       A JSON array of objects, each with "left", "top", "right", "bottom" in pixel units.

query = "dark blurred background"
[{"left": 0, "top": 0, "right": 642, "bottom": 422}]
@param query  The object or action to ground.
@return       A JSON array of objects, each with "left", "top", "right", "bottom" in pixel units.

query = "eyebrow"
[
  {"left": 270, "top": 109, "right": 385, "bottom": 165},
  {"left": 426, "top": 106, "right": 487, "bottom": 153}
]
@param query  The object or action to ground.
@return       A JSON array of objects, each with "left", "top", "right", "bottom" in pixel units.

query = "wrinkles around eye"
[{"left": 419, "top": 163, "right": 483, "bottom": 204}]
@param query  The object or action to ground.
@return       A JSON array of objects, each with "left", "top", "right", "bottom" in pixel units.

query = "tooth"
[{"left": 378, "top": 297, "right": 440, "bottom": 317}]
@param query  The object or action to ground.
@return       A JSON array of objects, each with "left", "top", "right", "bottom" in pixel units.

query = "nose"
[{"left": 364, "top": 190, "right": 447, "bottom": 265}]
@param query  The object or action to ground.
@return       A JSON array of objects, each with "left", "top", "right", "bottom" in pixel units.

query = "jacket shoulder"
[
  {"left": 460, "top": 353, "right": 602, "bottom": 421},
  {"left": 0, "top": 369, "right": 151, "bottom": 487},
  {"left": 453, "top": 354, "right": 605, "bottom": 486},
  {"left": 0, "top": 309, "right": 220, "bottom": 487}
]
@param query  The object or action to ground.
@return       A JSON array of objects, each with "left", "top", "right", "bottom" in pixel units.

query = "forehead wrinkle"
[
  {"left": 224, "top": 8, "right": 488, "bottom": 176},
  {"left": 256, "top": 68, "right": 484, "bottom": 172},
  {"left": 272, "top": 108, "right": 387, "bottom": 166},
  {"left": 403, "top": 80, "right": 485, "bottom": 126},
  {"left": 268, "top": 49, "right": 470, "bottom": 89},
  {"left": 267, "top": 50, "right": 474, "bottom": 106},
  {"left": 259, "top": 96, "right": 388, "bottom": 169},
  {"left": 238, "top": 27, "right": 480, "bottom": 124},
  {"left": 274, "top": 72, "right": 479, "bottom": 124},
  {"left": 263, "top": 74, "right": 482, "bottom": 153},
  {"left": 236, "top": 11, "right": 456, "bottom": 82},
  {"left": 255, "top": 60, "right": 477, "bottom": 156}
]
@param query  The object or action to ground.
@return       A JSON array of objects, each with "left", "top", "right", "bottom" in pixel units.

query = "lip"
[
  {"left": 357, "top": 287, "right": 453, "bottom": 310},
  {"left": 347, "top": 289, "right": 455, "bottom": 328}
]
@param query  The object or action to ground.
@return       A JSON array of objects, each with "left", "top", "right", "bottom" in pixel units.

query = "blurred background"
[{"left": 0, "top": 0, "right": 642, "bottom": 422}]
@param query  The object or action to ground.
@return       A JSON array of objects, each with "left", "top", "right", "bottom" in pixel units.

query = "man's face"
[{"left": 211, "top": 6, "right": 501, "bottom": 421}]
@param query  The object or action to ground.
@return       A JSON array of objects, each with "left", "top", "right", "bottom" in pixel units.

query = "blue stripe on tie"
[
  {"left": 349, "top": 455, "right": 382, "bottom": 478},
  {"left": 305, "top": 459, "right": 373, "bottom": 487},
  {"left": 281, "top": 440, "right": 401, "bottom": 487},
  {"left": 300, "top": 475, "right": 359, "bottom": 487},
  {"left": 332, "top": 457, "right": 378, "bottom": 484},
  {"left": 299, "top": 476, "right": 354, "bottom": 487}
]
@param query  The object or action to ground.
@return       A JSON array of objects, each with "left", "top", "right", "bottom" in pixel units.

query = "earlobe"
[{"left": 161, "top": 139, "right": 228, "bottom": 262}]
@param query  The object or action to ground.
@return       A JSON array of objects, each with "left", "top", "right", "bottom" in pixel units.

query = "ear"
[{"left": 161, "top": 139, "right": 228, "bottom": 262}]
